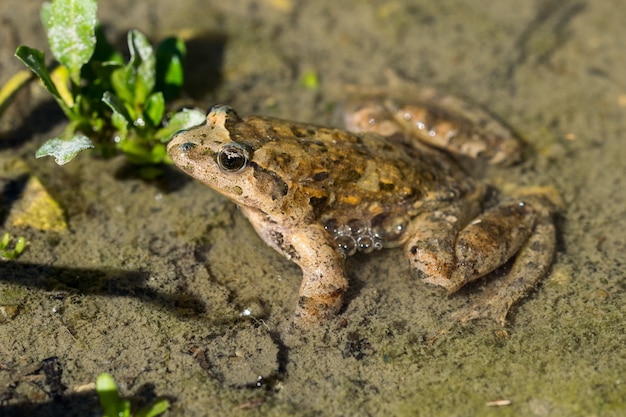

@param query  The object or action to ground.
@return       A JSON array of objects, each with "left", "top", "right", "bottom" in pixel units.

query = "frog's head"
[{"left": 167, "top": 105, "right": 290, "bottom": 213}]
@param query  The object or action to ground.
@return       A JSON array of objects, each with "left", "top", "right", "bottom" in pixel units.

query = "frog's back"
[{"left": 232, "top": 115, "right": 471, "bottom": 218}]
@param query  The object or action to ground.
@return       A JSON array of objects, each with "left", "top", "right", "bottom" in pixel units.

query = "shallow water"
[{"left": 1, "top": 0, "right": 625, "bottom": 416}]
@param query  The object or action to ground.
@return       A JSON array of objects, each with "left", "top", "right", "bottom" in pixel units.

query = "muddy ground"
[{"left": 0, "top": 0, "right": 625, "bottom": 416}]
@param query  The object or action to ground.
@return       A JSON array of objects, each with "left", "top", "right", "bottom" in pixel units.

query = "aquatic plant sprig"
[
  {"left": 96, "top": 373, "right": 170, "bottom": 417},
  {"left": 0, "top": 233, "right": 26, "bottom": 261},
  {"left": 13, "top": 0, "right": 204, "bottom": 167}
]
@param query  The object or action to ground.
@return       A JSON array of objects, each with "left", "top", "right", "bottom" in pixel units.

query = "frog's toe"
[
  {"left": 293, "top": 291, "right": 345, "bottom": 325},
  {"left": 448, "top": 295, "right": 512, "bottom": 327}
]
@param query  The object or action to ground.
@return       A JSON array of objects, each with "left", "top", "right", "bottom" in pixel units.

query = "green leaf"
[
  {"left": 117, "top": 138, "right": 153, "bottom": 164},
  {"left": 110, "top": 67, "right": 134, "bottom": 110},
  {"left": 0, "top": 234, "right": 27, "bottom": 260},
  {"left": 135, "top": 399, "right": 170, "bottom": 417},
  {"left": 129, "top": 30, "right": 156, "bottom": 107},
  {"left": 14, "top": 237, "right": 26, "bottom": 255},
  {"left": 36, "top": 134, "right": 94, "bottom": 165},
  {"left": 41, "top": 0, "right": 98, "bottom": 85},
  {"left": 150, "top": 143, "right": 167, "bottom": 163},
  {"left": 155, "top": 37, "right": 186, "bottom": 101},
  {"left": 102, "top": 92, "right": 131, "bottom": 123},
  {"left": 111, "top": 30, "right": 156, "bottom": 115},
  {"left": 96, "top": 373, "right": 127, "bottom": 417},
  {"left": 0, "top": 233, "right": 9, "bottom": 249},
  {"left": 80, "top": 25, "right": 123, "bottom": 91},
  {"left": 14, "top": 46, "right": 73, "bottom": 117},
  {"left": 102, "top": 91, "right": 131, "bottom": 138},
  {"left": 155, "top": 108, "right": 205, "bottom": 142},
  {"left": 111, "top": 112, "right": 129, "bottom": 138},
  {"left": 144, "top": 92, "right": 164, "bottom": 127}
]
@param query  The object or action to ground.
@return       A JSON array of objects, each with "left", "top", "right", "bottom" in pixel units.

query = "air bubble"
[
  {"left": 347, "top": 219, "right": 367, "bottom": 236},
  {"left": 335, "top": 235, "right": 357, "bottom": 257},
  {"left": 371, "top": 213, "right": 408, "bottom": 243},
  {"left": 323, "top": 218, "right": 339, "bottom": 235},
  {"left": 337, "top": 224, "right": 351, "bottom": 236},
  {"left": 357, "top": 235, "right": 376, "bottom": 254}
]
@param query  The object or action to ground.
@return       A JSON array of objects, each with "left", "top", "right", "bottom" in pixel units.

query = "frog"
[{"left": 166, "top": 93, "right": 560, "bottom": 329}]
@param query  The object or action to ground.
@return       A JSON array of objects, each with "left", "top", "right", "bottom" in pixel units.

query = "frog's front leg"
[
  {"left": 405, "top": 195, "right": 556, "bottom": 325},
  {"left": 240, "top": 208, "right": 348, "bottom": 326},
  {"left": 288, "top": 226, "right": 348, "bottom": 326}
]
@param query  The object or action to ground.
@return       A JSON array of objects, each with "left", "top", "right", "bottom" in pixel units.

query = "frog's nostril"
[{"left": 181, "top": 142, "right": 196, "bottom": 152}]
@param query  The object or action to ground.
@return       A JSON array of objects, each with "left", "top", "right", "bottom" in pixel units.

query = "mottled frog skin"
[{"left": 167, "top": 94, "right": 559, "bottom": 328}]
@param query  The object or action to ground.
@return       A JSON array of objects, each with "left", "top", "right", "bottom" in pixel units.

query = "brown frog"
[{"left": 167, "top": 93, "right": 560, "bottom": 328}]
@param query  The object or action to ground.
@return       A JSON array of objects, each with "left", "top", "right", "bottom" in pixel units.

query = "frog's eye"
[{"left": 217, "top": 142, "right": 251, "bottom": 173}]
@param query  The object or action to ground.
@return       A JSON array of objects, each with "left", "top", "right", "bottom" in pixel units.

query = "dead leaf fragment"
[{"left": 8, "top": 176, "right": 67, "bottom": 232}]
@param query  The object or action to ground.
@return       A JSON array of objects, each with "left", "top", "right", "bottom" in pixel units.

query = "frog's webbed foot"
[
  {"left": 455, "top": 210, "right": 555, "bottom": 321},
  {"left": 406, "top": 192, "right": 559, "bottom": 339},
  {"left": 427, "top": 211, "right": 556, "bottom": 344},
  {"left": 287, "top": 227, "right": 348, "bottom": 328}
]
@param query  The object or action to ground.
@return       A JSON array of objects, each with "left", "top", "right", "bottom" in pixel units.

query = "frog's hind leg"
[
  {"left": 405, "top": 194, "right": 558, "bottom": 328},
  {"left": 343, "top": 89, "right": 522, "bottom": 166},
  {"left": 426, "top": 210, "right": 556, "bottom": 344},
  {"left": 449, "top": 211, "right": 556, "bottom": 326},
  {"left": 407, "top": 200, "right": 538, "bottom": 293},
  {"left": 448, "top": 190, "right": 560, "bottom": 326}
]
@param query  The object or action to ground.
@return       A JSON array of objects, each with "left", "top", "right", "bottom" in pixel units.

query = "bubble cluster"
[{"left": 324, "top": 214, "right": 408, "bottom": 257}]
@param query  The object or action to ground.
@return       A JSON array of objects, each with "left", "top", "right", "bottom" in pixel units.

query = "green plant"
[
  {"left": 96, "top": 373, "right": 170, "bottom": 417},
  {"left": 0, "top": 233, "right": 26, "bottom": 261},
  {"left": 14, "top": 0, "right": 204, "bottom": 167}
]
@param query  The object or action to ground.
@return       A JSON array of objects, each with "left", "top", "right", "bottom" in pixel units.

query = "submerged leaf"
[
  {"left": 41, "top": 0, "right": 97, "bottom": 84},
  {"left": 36, "top": 135, "right": 94, "bottom": 165}
]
